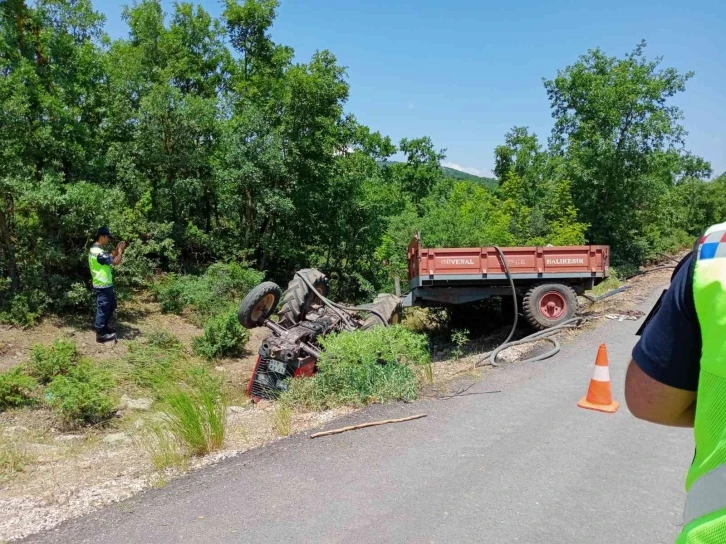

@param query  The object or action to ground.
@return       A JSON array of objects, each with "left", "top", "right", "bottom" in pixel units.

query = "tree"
[
  {"left": 543, "top": 40, "right": 710, "bottom": 264},
  {"left": 388, "top": 137, "right": 446, "bottom": 206}
]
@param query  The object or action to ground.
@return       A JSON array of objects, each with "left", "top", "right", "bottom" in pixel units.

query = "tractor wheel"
[
  {"left": 278, "top": 269, "right": 329, "bottom": 326},
  {"left": 361, "top": 294, "right": 403, "bottom": 330},
  {"left": 238, "top": 282, "right": 282, "bottom": 329},
  {"left": 522, "top": 283, "right": 578, "bottom": 330}
]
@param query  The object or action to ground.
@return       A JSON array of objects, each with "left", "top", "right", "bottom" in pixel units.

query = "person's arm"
[
  {"left": 625, "top": 254, "right": 700, "bottom": 427},
  {"left": 625, "top": 362, "right": 696, "bottom": 427},
  {"left": 110, "top": 242, "right": 126, "bottom": 265},
  {"left": 97, "top": 242, "right": 126, "bottom": 267}
]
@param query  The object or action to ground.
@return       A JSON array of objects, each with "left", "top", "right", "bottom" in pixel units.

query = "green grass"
[
  {"left": 160, "top": 373, "right": 227, "bottom": 456},
  {"left": 272, "top": 402, "right": 292, "bottom": 436},
  {"left": 280, "top": 326, "right": 432, "bottom": 410},
  {"left": 0, "top": 440, "right": 34, "bottom": 481},
  {"left": 141, "top": 422, "right": 189, "bottom": 471},
  {"left": 590, "top": 268, "right": 622, "bottom": 296},
  {"left": 123, "top": 339, "right": 186, "bottom": 394}
]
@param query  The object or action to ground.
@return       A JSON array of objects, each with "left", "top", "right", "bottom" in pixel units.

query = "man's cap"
[{"left": 94, "top": 226, "right": 113, "bottom": 239}]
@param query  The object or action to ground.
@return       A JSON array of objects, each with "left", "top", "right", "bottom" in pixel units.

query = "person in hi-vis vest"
[
  {"left": 627, "top": 222, "right": 726, "bottom": 543},
  {"left": 88, "top": 227, "right": 126, "bottom": 343}
]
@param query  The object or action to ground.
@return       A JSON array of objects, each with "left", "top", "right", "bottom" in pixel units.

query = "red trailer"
[{"left": 404, "top": 235, "right": 610, "bottom": 329}]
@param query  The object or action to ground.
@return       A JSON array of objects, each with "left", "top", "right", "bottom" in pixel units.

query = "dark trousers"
[{"left": 94, "top": 287, "right": 117, "bottom": 333}]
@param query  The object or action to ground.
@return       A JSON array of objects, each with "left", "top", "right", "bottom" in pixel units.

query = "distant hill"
[
  {"left": 440, "top": 166, "right": 498, "bottom": 189},
  {"left": 377, "top": 161, "right": 498, "bottom": 190}
]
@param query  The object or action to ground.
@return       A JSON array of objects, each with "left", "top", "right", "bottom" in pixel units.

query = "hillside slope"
[{"left": 378, "top": 161, "right": 498, "bottom": 190}]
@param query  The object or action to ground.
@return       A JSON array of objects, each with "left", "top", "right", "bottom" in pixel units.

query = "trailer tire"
[
  {"left": 522, "top": 283, "right": 578, "bottom": 330},
  {"left": 278, "top": 269, "right": 329, "bottom": 326},
  {"left": 361, "top": 294, "right": 403, "bottom": 330},
  {"left": 238, "top": 282, "right": 283, "bottom": 329}
]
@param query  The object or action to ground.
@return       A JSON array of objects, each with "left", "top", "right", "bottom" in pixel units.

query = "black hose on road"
[{"left": 474, "top": 246, "right": 584, "bottom": 367}]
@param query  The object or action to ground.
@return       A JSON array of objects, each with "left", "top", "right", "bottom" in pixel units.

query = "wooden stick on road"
[{"left": 310, "top": 414, "right": 427, "bottom": 439}]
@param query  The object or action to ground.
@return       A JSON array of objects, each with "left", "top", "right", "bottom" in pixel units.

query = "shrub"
[
  {"left": 192, "top": 307, "right": 249, "bottom": 360},
  {"left": 28, "top": 339, "right": 80, "bottom": 384},
  {"left": 61, "top": 282, "right": 95, "bottom": 315},
  {"left": 0, "top": 367, "right": 38, "bottom": 410},
  {"left": 152, "top": 262, "right": 263, "bottom": 325},
  {"left": 45, "top": 361, "right": 115, "bottom": 426},
  {"left": 451, "top": 329, "right": 470, "bottom": 360},
  {"left": 281, "top": 326, "right": 431, "bottom": 410},
  {"left": 152, "top": 274, "right": 190, "bottom": 315},
  {"left": 160, "top": 370, "right": 226, "bottom": 456},
  {"left": 0, "top": 294, "right": 44, "bottom": 328}
]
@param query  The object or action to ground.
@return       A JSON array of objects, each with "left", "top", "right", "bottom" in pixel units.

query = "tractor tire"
[
  {"left": 522, "top": 283, "right": 578, "bottom": 330},
  {"left": 238, "top": 281, "right": 282, "bottom": 329},
  {"left": 278, "top": 269, "right": 329, "bottom": 326},
  {"left": 360, "top": 294, "right": 403, "bottom": 330}
]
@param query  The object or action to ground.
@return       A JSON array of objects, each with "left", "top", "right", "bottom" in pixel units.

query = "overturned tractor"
[{"left": 238, "top": 269, "right": 402, "bottom": 401}]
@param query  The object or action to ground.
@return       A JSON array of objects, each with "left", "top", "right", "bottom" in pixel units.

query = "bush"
[
  {"left": 192, "top": 307, "right": 249, "bottom": 360},
  {"left": 45, "top": 361, "right": 115, "bottom": 426},
  {"left": 152, "top": 262, "right": 263, "bottom": 325},
  {"left": 160, "top": 370, "right": 226, "bottom": 456},
  {"left": 28, "top": 339, "right": 80, "bottom": 384},
  {"left": 0, "top": 294, "right": 44, "bottom": 328},
  {"left": 61, "top": 282, "right": 95, "bottom": 315},
  {"left": 282, "top": 326, "right": 431, "bottom": 410},
  {"left": 0, "top": 368, "right": 38, "bottom": 410}
]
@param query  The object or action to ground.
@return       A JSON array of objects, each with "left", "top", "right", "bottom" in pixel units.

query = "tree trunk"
[
  {"left": 0, "top": 194, "right": 20, "bottom": 292},
  {"left": 244, "top": 188, "right": 253, "bottom": 249}
]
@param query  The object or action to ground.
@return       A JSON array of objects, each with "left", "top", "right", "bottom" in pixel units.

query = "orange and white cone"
[{"left": 577, "top": 343, "right": 620, "bottom": 413}]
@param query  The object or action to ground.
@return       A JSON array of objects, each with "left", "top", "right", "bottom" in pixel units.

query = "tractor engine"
[{"left": 246, "top": 312, "right": 340, "bottom": 401}]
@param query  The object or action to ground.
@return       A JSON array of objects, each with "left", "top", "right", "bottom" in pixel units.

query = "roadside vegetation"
[
  {"left": 280, "top": 326, "right": 432, "bottom": 411},
  {"left": 0, "top": 332, "right": 229, "bottom": 473}
]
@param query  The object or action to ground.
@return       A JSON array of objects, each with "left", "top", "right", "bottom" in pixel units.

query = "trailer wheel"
[
  {"left": 361, "top": 294, "right": 403, "bottom": 330},
  {"left": 278, "top": 269, "right": 329, "bottom": 326},
  {"left": 522, "top": 283, "right": 578, "bottom": 330},
  {"left": 238, "top": 282, "right": 283, "bottom": 329}
]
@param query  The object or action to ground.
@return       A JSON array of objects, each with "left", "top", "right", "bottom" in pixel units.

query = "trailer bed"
[
  {"left": 404, "top": 236, "right": 609, "bottom": 328},
  {"left": 408, "top": 238, "right": 609, "bottom": 287}
]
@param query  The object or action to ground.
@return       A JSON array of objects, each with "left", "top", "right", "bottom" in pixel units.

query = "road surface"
[{"left": 25, "top": 290, "right": 693, "bottom": 543}]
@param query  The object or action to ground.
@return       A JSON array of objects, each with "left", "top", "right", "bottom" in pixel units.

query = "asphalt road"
[{"left": 25, "top": 290, "right": 693, "bottom": 544}]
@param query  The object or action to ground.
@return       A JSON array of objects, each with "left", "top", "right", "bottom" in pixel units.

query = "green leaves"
[{"left": 542, "top": 40, "right": 707, "bottom": 265}]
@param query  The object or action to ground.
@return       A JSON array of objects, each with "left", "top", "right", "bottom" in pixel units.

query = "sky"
[{"left": 100, "top": 0, "right": 726, "bottom": 178}]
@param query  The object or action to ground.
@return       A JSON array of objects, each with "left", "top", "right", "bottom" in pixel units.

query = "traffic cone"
[{"left": 578, "top": 344, "right": 620, "bottom": 413}]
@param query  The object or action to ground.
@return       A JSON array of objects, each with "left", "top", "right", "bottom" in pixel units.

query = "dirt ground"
[{"left": 0, "top": 264, "right": 675, "bottom": 541}]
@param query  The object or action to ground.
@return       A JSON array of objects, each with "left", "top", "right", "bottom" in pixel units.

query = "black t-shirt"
[
  {"left": 93, "top": 243, "right": 114, "bottom": 266},
  {"left": 631, "top": 254, "right": 701, "bottom": 391}
]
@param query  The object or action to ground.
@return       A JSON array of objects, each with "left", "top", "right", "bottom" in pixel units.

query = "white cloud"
[{"left": 442, "top": 161, "right": 490, "bottom": 177}]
